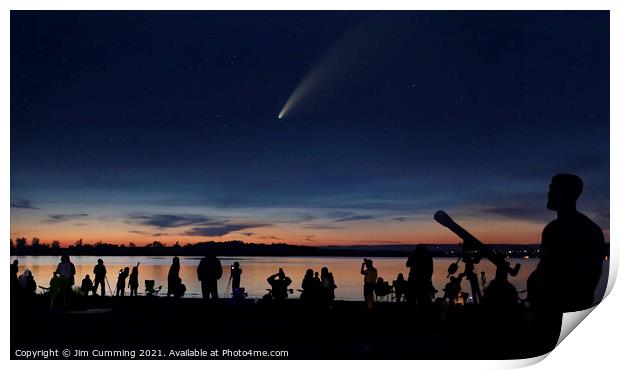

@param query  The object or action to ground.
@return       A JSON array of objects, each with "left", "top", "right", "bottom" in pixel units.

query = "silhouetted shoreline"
[
  {"left": 10, "top": 240, "right": 550, "bottom": 258},
  {"left": 11, "top": 294, "right": 548, "bottom": 360}
]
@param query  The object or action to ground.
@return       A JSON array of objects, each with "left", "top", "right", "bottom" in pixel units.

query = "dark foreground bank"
[{"left": 11, "top": 294, "right": 551, "bottom": 360}]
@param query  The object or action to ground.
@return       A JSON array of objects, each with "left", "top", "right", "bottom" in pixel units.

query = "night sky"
[{"left": 10, "top": 11, "right": 609, "bottom": 246}]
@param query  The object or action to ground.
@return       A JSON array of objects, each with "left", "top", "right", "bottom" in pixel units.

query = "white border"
[{"left": 2, "top": 1, "right": 617, "bottom": 370}]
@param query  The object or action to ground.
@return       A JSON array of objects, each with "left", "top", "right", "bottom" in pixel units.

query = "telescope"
[{"left": 434, "top": 210, "right": 519, "bottom": 273}]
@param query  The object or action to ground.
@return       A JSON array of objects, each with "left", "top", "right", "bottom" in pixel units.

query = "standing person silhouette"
[
  {"left": 11, "top": 260, "right": 19, "bottom": 296},
  {"left": 528, "top": 174, "right": 605, "bottom": 352},
  {"left": 197, "top": 254, "right": 223, "bottom": 300},
  {"left": 301, "top": 269, "right": 316, "bottom": 303},
  {"left": 116, "top": 267, "right": 130, "bottom": 296},
  {"left": 231, "top": 262, "right": 242, "bottom": 290},
  {"left": 128, "top": 263, "right": 139, "bottom": 296},
  {"left": 93, "top": 259, "right": 107, "bottom": 296},
  {"left": 393, "top": 273, "right": 407, "bottom": 302},
  {"left": 320, "top": 267, "right": 337, "bottom": 305},
  {"left": 49, "top": 272, "right": 62, "bottom": 311},
  {"left": 167, "top": 256, "right": 181, "bottom": 297},
  {"left": 406, "top": 244, "right": 435, "bottom": 307},
  {"left": 55, "top": 254, "right": 76, "bottom": 309},
  {"left": 361, "top": 259, "right": 378, "bottom": 309},
  {"left": 56, "top": 254, "right": 76, "bottom": 286}
]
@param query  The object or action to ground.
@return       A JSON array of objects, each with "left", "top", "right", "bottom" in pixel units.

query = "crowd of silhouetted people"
[
  {"left": 9, "top": 247, "right": 519, "bottom": 310},
  {"left": 297, "top": 267, "right": 336, "bottom": 306}
]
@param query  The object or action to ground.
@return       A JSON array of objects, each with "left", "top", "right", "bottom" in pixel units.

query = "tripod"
[
  {"left": 459, "top": 260, "right": 482, "bottom": 304},
  {"left": 224, "top": 273, "right": 233, "bottom": 298},
  {"left": 105, "top": 275, "right": 113, "bottom": 296}
]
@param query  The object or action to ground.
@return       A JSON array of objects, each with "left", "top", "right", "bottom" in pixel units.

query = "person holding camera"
[
  {"left": 93, "top": 259, "right": 107, "bottom": 296},
  {"left": 231, "top": 261, "right": 242, "bottom": 290},
  {"left": 361, "top": 258, "right": 378, "bottom": 309},
  {"left": 267, "top": 268, "right": 293, "bottom": 302},
  {"left": 115, "top": 267, "right": 130, "bottom": 297}
]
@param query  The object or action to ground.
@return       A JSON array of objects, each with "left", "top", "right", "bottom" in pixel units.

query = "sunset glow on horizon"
[{"left": 10, "top": 208, "right": 608, "bottom": 248}]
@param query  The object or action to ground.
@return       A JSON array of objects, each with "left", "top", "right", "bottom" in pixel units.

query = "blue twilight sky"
[{"left": 10, "top": 11, "right": 609, "bottom": 246}]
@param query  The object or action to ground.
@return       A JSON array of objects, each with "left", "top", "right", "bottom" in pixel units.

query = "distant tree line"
[{"left": 8, "top": 237, "right": 555, "bottom": 258}]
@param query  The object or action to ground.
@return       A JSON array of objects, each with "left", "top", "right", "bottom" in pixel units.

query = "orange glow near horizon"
[{"left": 9, "top": 216, "right": 581, "bottom": 247}]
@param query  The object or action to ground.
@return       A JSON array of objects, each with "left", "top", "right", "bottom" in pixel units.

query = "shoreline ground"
[{"left": 11, "top": 294, "right": 549, "bottom": 360}]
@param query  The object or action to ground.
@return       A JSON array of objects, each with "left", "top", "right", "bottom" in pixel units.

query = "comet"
[
  {"left": 277, "top": 23, "right": 371, "bottom": 120},
  {"left": 277, "top": 17, "right": 406, "bottom": 121},
  {"left": 277, "top": 68, "right": 323, "bottom": 120}
]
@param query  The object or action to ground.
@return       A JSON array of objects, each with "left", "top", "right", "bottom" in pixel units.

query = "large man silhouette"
[
  {"left": 528, "top": 174, "right": 605, "bottom": 352},
  {"left": 197, "top": 254, "right": 223, "bottom": 300}
]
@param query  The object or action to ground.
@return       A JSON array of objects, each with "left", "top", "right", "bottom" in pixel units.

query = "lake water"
[{"left": 11, "top": 255, "right": 609, "bottom": 302}]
